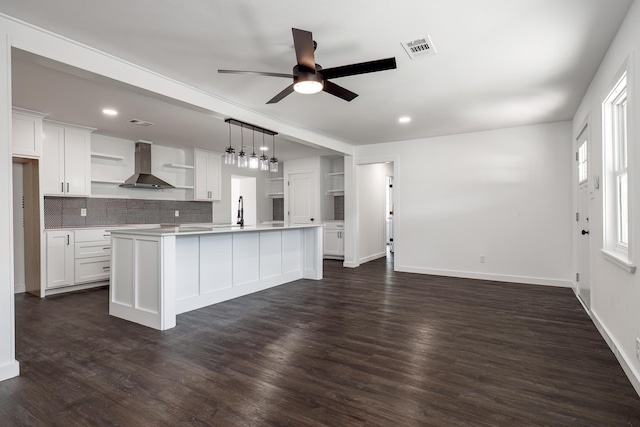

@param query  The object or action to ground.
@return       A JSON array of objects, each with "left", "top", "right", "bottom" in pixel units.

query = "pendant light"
[
  {"left": 249, "top": 128, "right": 259, "bottom": 169},
  {"left": 269, "top": 134, "right": 279, "bottom": 173},
  {"left": 259, "top": 133, "right": 269, "bottom": 171},
  {"left": 224, "top": 121, "right": 236, "bottom": 165},
  {"left": 237, "top": 125, "right": 248, "bottom": 168}
]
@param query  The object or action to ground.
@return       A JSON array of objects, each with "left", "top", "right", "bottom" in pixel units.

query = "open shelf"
[
  {"left": 164, "top": 163, "right": 194, "bottom": 170},
  {"left": 327, "top": 172, "right": 344, "bottom": 177},
  {"left": 91, "top": 179, "right": 124, "bottom": 185},
  {"left": 91, "top": 152, "right": 125, "bottom": 161},
  {"left": 266, "top": 192, "right": 284, "bottom": 198},
  {"left": 266, "top": 177, "right": 284, "bottom": 181}
]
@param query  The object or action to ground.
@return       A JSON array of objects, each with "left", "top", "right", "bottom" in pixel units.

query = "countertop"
[{"left": 109, "top": 223, "right": 324, "bottom": 237}]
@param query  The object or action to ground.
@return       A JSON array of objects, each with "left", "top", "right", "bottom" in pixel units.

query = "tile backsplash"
[{"left": 44, "top": 197, "right": 212, "bottom": 228}]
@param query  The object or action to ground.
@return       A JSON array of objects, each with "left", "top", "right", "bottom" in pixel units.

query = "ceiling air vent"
[
  {"left": 128, "top": 118, "right": 154, "bottom": 127},
  {"left": 402, "top": 36, "right": 437, "bottom": 60}
]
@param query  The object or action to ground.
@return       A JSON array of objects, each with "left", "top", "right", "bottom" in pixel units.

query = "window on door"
[
  {"left": 602, "top": 68, "right": 630, "bottom": 263},
  {"left": 578, "top": 140, "right": 588, "bottom": 184}
]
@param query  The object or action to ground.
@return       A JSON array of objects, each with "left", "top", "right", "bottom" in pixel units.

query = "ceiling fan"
[{"left": 218, "top": 28, "right": 397, "bottom": 104}]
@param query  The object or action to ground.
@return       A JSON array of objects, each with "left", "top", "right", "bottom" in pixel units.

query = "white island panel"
[
  {"left": 112, "top": 236, "right": 134, "bottom": 306},
  {"left": 260, "top": 231, "right": 283, "bottom": 280},
  {"left": 135, "top": 239, "right": 160, "bottom": 314},
  {"left": 200, "top": 233, "right": 233, "bottom": 294},
  {"left": 282, "top": 229, "right": 302, "bottom": 274},
  {"left": 232, "top": 232, "right": 260, "bottom": 286},
  {"left": 175, "top": 236, "right": 200, "bottom": 301}
]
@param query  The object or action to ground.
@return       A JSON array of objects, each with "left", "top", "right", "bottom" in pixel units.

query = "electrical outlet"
[
  {"left": 480, "top": 255, "right": 485, "bottom": 263},
  {"left": 174, "top": 210, "right": 179, "bottom": 217},
  {"left": 80, "top": 208, "right": 87, "bottom": 217},
  {"left": 636, "top": 338, "right": 640, "bottom": 361}
]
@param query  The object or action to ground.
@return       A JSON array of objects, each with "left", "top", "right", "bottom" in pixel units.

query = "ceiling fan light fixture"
[{"left": 294, "top": 80, "right": 323, "bottom": 94}]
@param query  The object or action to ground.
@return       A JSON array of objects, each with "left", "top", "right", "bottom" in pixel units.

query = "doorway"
[
  {"left": 386, "top": 175, "right": 394, "bottom": 254},
  {"left": 355, "top": 162, "right": 393, "bottom": 265},
  {"left": 231, "top": 175, "right": 257, "bottom": 226},
  {"left": 11, "top": 158, "right": 43, "bottom": 297},
  {"left": 576, "top": 125, "right": 591, "bottom": 309}
]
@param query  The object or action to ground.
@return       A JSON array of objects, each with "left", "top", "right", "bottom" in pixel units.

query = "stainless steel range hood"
[{"left": 119, "top": 141, "right": 174, "bottom": 189}]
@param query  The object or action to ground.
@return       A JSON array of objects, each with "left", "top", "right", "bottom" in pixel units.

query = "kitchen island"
[{"left": 109, "top": 224, "right": 323, "bottom": 330}]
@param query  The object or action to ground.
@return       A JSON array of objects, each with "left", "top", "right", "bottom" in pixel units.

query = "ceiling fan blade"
[
  {"left": 323, "top": 80, "right": 358, "bottom": 102},
  {"left": 267, "top": 84, "right": 295, "bottom": 104},
  {"left": 292, "top": 28, "right": 316, "bottom": 72},
  {"left": 218, "top": 70, "right": 294, "bottom": 78},
  {"left": 320, "top": 57, "right": 397, "bottom": 80}
]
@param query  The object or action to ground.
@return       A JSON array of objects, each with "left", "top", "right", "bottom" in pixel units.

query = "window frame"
[{"left": 601, "top": 56, "right": 635, "bottom": 272}]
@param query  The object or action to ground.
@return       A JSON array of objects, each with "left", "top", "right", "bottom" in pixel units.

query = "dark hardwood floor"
[{"left": 2, "top": 257, "right": 640, "bottom": 426}]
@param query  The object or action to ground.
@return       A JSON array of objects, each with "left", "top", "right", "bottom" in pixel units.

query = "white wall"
[
  {"left": 357, "top": 163, "right": 388, "bottom": 263},
  {"left": 572, "top": 0, "right": 640, "bottom": 394},
  {"left": 356, "top": 121, "right": 573, "bottom": 287}
]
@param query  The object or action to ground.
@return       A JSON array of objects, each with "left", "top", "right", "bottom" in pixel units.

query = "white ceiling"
[{"left": 0, "top": 0, "right": 634, "bottom": 150}]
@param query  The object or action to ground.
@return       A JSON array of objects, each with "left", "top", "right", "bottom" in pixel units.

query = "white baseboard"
[
  {"left": 0, "top": 360, "right": 20, "bottom": 382},
  {"left": 343, "top": 261, "right": 359, "bottom": 268},
  {"left": 590, "top": 310, "right": 640, "bottom": 397},
  {"left": 13, "top": 283, "right": 25, "bottom": 294},
  {"left": 395, "top": 265, "right": 573, "bottom": 287},
  {"left": 358, "top": 251, "right": 386, "bottom": 265}
]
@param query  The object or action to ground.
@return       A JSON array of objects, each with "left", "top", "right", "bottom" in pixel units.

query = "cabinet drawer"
[
  {"left": 75, "top": 256, "right": 110, "bottom": 284},
  {"left": 75, "top": 241, "right": 111, "bottom": 258},
  {"left": 75, "top": 229, "right": 110, "bottom": 243}
]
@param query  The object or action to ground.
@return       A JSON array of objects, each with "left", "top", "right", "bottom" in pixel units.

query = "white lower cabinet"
[
  {"left": 45, "top": 228, "right": 111, "bottom": 294},
  {"left": 323, "top": 222, "right": 344, "bottom": 258},
  {"left": 45, "top": 230, "right": 75, "bottom": 289}
]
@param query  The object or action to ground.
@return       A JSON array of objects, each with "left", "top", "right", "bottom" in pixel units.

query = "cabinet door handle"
[
  {"left": 103, "top": 266, "right": 111, "bottom": 271},
  {"left": 103, "top": 247, "right": 110, "bottom": 250},
  {"left": 61, "top": 182, "right": 64, "bottom": 193},
  {"left": 66, "top": 235, "right": 69, "bottom": 245},
  {"left": 66, "top": 182, "right": 69, "bottom": 193}
]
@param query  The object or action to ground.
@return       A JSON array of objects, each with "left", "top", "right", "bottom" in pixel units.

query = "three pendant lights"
[{"left": 223, "top": 118, "right": 278, "bottom": 172}]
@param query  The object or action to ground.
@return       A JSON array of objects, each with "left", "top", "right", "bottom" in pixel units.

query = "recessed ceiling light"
[
  {"left": 398, "top": 116, "right": 411, "bottom": 124},
  {"left": 102, "top": 108, "right": 118, "bottom": 116}
]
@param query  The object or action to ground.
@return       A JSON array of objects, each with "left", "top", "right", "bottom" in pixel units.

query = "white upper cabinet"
[
  {"left": 12, "top": 108, "right": 45, "bottom": 158},
  {"left": 194, "top": 149, "right": 221, "bottom": 201},
  {"left": 42, "top": 121, "right": 93, "bottom": 197}
]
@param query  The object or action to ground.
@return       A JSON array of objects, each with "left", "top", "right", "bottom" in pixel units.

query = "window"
[
  {"left": 602, "top": 68, "right": 632, "bottom": 269},
  {"left": 578, "top": 140, "right": 588, "bottom": 184}
]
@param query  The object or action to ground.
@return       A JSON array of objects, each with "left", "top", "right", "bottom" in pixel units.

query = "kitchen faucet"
[{"left": 236, "top": 196, "right": 244, "bottom": 228}]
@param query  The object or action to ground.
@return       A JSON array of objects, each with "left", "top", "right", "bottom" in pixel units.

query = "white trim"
[
  {"left": 0, "top": 360, "right": 20, "bottom": 382},
  {"left": 343, "top": 261, "right": 360, "bottom": 268},
  {"left": 358, "top": 251, "right": 386, "bottom": 264},
  {"left": 396, "top": 265, "right": 573, "bottom": 287},
  {"left": 590, "top": 310, "right": 640, "bottom": 397},
  {"left": 13, "top": 284, "right": 25, "bottom": 294},
  {"left": 600, "top": 248, "right": 637, "bottom": 273}
]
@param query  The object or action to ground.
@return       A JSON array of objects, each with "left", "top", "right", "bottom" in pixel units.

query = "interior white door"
[
  {"left": 288, "top": 172, "right": 316, "bottom": 224},
  {"left": 577, "top": 134, "right": 591, "bottom": 308}
]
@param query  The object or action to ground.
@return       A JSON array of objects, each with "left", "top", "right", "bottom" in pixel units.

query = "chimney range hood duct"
[{"left": 119, "top": 141, "right": 174, "bottom": 189}]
